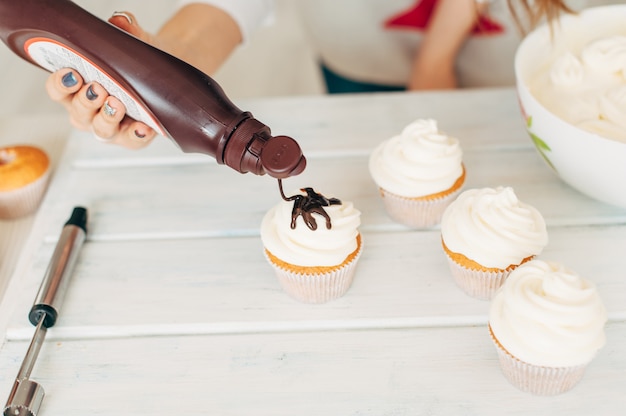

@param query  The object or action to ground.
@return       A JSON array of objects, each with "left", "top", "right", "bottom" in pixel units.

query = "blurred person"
[{"left": 45, "top": 0, "right": 576, "bottom": 148}]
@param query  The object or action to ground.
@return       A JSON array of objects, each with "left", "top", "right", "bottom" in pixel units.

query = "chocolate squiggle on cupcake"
[{"left": 278, "top": 179, "right": 341, "bottom": 230}]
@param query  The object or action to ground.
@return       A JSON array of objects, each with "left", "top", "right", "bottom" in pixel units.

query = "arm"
[
  {"left": 153, "top": 3, "right": 243, "bottom": 75},
  {"left": 408, "top": 0, "right": 485, "bottom": 90}
]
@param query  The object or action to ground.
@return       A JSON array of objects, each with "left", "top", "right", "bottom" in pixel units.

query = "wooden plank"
[
  {"left": 4, "top": 222, "right": 625, "bottom": 340},
  {"left": 30, "top": 145, "right": 626, "bottom": 241},
  {"left": 0, "top": 323, "right": 623, "bottom": 415}
]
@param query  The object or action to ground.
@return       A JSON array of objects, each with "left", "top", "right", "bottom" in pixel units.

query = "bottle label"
[{"left": 24, "top": 37, "right": 165, "bottom": 135}]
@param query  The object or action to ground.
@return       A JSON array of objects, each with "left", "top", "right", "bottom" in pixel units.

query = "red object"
[{"left": 385, "top": 0, "right": 504, "bottom": 35}]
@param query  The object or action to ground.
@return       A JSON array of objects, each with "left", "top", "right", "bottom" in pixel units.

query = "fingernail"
[
  {"left": 103, "top": 100, "right": 117, "bottom": 117},
  {"left": 61, "top": 71, "right": 78, "bottom": 87},
  {"left": 132, "top": 129, "right": 151, "bottom": 143},
  {"left": 86, "top": 84, "right": 99, "bottom": 101},
  {"left": 112, "top": 11, "right": 133, "bottom": 25}
]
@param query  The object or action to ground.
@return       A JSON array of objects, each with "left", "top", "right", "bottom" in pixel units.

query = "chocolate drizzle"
[{"left": 278, "top": 179, "right": 341, "bottom": 230}]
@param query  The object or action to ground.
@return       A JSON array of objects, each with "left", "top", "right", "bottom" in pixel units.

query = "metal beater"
[{"left": 3, "top": 207, "right": 88, "bottom": 416}]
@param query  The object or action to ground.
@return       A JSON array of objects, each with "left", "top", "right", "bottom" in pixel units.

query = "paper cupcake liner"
[
  {"left": 489, "top": 325, "right": 588, "bottom": 395},
  {"left": 0, "top": 170, "right": 51, "bottom": 220},
  {"left": 442, "top": 239, "right": 537, "bottom": 300},
  {"left": 265, "top": 243, "right": 363, "bottom": 304},
  {"left": 444, "top": 252, "right": 508, "bottom": 300},
  {"left": 444, "top": 252, "right": 517, "bottom": 300},
  {"left": 379, "top": 186, "right": 462, "bottom": 228}
]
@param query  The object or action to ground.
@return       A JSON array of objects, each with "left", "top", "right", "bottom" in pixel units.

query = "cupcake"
[
  {"left": 261, "top": 187, "right": 362, "bottom": 303},
  {"left": 369, "top": 118, "right": 465, "bottom": 228},
  {"left": 489, "top": 259, "right": 607, "bottom": 395},
  {"left": 0, "top": 145, "right": 51, "bottom": 219},
  {"left": 440, "top": 187, "right": 548, "bottom": 300}
]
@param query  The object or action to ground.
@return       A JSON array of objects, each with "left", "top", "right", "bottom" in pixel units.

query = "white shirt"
[
  {"left": 184, "top": 0, "right": 600, "bottom": 88},
  {"left": 178, "top": 0, "right": 274, "bottom": 42}
]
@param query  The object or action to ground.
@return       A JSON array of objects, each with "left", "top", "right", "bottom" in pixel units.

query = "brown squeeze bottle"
[{"left": 0, "top": 0, "right": 306, "bottom": 179}]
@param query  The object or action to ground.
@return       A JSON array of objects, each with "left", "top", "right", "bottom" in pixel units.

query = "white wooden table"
[{"left": 0, "top": 88, "right": 624, "bottom": 415}]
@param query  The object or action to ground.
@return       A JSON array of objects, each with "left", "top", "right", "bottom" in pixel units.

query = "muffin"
[
  {"left": 489, "top": 259, "right": 607, "bottom": 395},
  {"left": 261, "top": 188, "right": 362, "bottom": 304},
  {"left": 369, "top": 118, "right": 465, "bottom": 228},
  {"left": 440, "top": 187, "right": 548, "bottom": 300},
  {"left": 0, "top": 145, "right": 51, "bottom": 219}
]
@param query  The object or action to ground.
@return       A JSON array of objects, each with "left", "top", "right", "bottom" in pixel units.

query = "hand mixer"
[{"left": 3, "top": 207, "right": 88, "bottom": 416}]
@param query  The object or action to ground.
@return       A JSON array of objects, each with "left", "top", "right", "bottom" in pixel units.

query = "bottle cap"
[
  {"left": 260, "top": 135, "right": 306, "bottom": 179},
  {"left": 224, "top": 118, "right": 306, "bottom": 178}
]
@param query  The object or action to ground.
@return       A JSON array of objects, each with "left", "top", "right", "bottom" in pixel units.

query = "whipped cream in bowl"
[
  {"left": 533, "top": 34, "right": 626, "bottom": 138},
  {"left": 515, "top": 4, "right": 626, "bottom": 208},
  {"left": 580, "top": 35, "right": 626, "bottom": 76}
]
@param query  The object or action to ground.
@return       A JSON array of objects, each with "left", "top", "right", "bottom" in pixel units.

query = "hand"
[
  {"left": 45, "top": 5, "right": 242, "bottom": 148},
  {"left": 45, "top": 12, "right": 157, "bottom": 149}
]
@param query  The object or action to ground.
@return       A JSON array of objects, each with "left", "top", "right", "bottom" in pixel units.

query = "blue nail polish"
[
  {"left": 61, "top": 71, "right": 78, "bottom": 87},
  {"left": 86, "top": 84, "right": 99, "bottom": 101}
]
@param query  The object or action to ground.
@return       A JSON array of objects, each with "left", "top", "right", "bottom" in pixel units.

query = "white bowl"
[{"left": 515, "top": 5, "right": 626, "bottom": 208}]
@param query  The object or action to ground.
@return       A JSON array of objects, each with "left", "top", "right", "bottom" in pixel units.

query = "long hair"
[{"left": 507, "top": 0, "right": 576, "bottom": 34}]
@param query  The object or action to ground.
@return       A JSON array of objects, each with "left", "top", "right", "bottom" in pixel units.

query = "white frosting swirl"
[
  {"left": 540, "top": 90, "right": 602, "bottom": 125},
  {"left": 580, "top": 35, "right": 626, "bottom": 75},
  {"left": 490, "top": 259, "right": 607, "bottom": 367},
  {"left": 550, "top": 52, "right": 585, "bottom": 87},
  {"left": 441, "top": 187, "right": 548, "bottom": 269},
  {"left": 530, "top": 35, "right": 626, "bottom": 142},
  {"left": 599, "top": 85, "right": 626, "bottom": 129},
  {"left": 369, "top": 119, "right": 463, "bottom": 197},
  {"left": 261, "top": 192, "right": 361, "bottom": 267}
]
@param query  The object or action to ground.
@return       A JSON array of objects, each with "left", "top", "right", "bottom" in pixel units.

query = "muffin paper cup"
[
  {"left": 0, "top": 170, "right": 51, "bottom": 219},
  {"left": 379, "top": 187, "right": 462, "bottom": 228},
  {"left": 265, "top": 243, "right": 363, "bottom": 304},
  {"left": 489, "top": 325, "right": 588, "bottom": 395},
  {"left": 444, "top": 252, "right": 514, "bottom": 300}
]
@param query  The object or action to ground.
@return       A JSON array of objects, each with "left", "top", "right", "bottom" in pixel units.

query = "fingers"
[
  {"left": 108, "top": 11, "right": 154, "bottom": 44},
  {"left": 91, "top": 99, "right": 156, "bottom": 149},
  {"left": 47, "top": 68, "right": 157, "bottom": 149},
  {"left": 47, "top": 69, "right": 106, "bottom": 130},
  {"left": 109, "top": 11, "right": 137, "bottom": 34},
  {"left": 91, "top": 96, "right": 125, "bottom": 138},
  {"left": 116, "top": 119, "right": 158, "bottom": 149},
  {"left": 46, "top": 69, "right": 82, "bottom": 103},
  {"left": 42, "top": 10, "right": 158, "bottom": 150},
  {"left": 69, "top": 81, "right": 108, "bottom": 130}
]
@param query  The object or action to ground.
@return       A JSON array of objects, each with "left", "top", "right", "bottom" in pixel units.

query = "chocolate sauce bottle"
[{"left": 0, "top": 0, "right": 306, "bottom": 178}]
